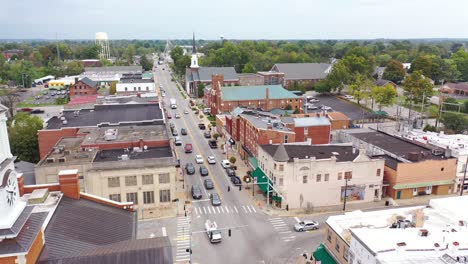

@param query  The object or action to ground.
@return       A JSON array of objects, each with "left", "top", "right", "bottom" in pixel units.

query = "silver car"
[{"left": 294, "top": 220, "right": 319, "bottom": 232}]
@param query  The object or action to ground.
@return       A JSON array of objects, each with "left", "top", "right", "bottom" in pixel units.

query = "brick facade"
[
  {"left": 293, "top": 125, "right": 330, "bottom": 144},
  {"left": 38, "top": 128, "right": 79, "bottom": 159},
  {"left": 69, "top": 79, "right": 98, "bottom": 98}
]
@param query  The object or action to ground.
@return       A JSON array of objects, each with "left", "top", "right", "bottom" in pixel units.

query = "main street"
[{"left": 152, "top": 63, "right": 327, "bottom": 264}]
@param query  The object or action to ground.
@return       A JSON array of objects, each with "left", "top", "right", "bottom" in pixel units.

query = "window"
[
  {"left": 327, "top": 229, "right": 332, "bottom": 242},
  {"left": 273, "top": 176, "right": 277, "bottom": 184},
  {"left": 284, "top": 135, "right": 289, "bottom": 143},
  {"left": 335, "top": 238, "right": 340, "bottom": 252},
  {"left": 125, "top": 87, "right": 128, "bottom": 91},
  {"left": 316, "top": 174, "right": 322, "bottom": 182},
  {"left": 303, "top": 175, "right": 308, "bottom": 184},
  {"left": 304, "top": 127, "right": 308, "bottom": 135},
  {"left": 133, "top": 87, "right": 136, "bottom": 91},
  {"left": 279, "top": 164, "right": 284, "bottom": 171},
  {"left": 159, "top": 173, "right": 170, "bottom": 184},
  {"left": 143, "top": 191, "right": 155, "bottom": 204},
  {"left": 345, "top": 171, "right": 352, "bottom": 179},
  {"left": 343, "top": 247, "right": 349, "bottom": 261},
  {"left": 376, "top": 169, "right": 381, "bottom": 177},
  {"left": 279, "top": 178, "right": 283, "bottom": 186},
  {"left": 109, "top": 194, "right": 121, "bottom": 202},
  {"left": 441, "top": 167, "right": 444, "bottom": 171},
  {"left": 108, "top": 177, "right": 120, "bottom": 188},
  {"left": 142, "top": 174, "right": 154, "bottom": 185},
  {"left": 126, "top": 192, "right": 138, "bottom": 204},
  {"left": 274, "top": 163, "right": 277, "bottom": 170},
  {"left": 324, "top": 173, "right": 329, "bottom": 182},
  {"left": 125, "top": 176, "right": 137, "bottom": 186},
  {"left": 146, "top": 86, "right": 149, "bottom": 91},
  {"left": 138, "top": 87, "right": 141, "bottom": 91},
  {"left": 159, "top": 190, "right": 171, "bottom": 203},
  {"left": 337, "top": 172, "right": 343, "bottom": 180}
]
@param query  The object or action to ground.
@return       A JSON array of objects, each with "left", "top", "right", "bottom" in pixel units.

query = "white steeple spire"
[{"left": 190, "top": 32, "right": 199, "bottom": 69}]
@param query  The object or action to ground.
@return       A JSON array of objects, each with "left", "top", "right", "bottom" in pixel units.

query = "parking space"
[{"left": 304, "top": 94, "right": 369, "bottom": 120}]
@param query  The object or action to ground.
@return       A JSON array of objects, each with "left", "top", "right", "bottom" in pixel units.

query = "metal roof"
[
  {"left": 221, "top": 85, "right": 299, "bottom": 101},
  {"left": 38, "top": 197, "right": 136, "bottom": 263},
  {"left": 186, "top": 67, "right": 239, "bottom": 82},
  {"left": 261, "top": 144, "right": 359, "bottom": 162},
  {"left": 293, "top": 117, "right": 331, "bottom": 127},
  {"left": 79, "top": 77, "right": 98, "bottom": 88},
  {"left": 84, "top": 66, "right": 142, "bottom": 73},
  {"left": 272, "top": 63, "right": 331, "bottom": 80}
]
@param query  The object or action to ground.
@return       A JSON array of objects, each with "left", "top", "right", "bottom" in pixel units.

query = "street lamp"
[{"left": 342, "top": 173, "right": 352, "bottom": 212}]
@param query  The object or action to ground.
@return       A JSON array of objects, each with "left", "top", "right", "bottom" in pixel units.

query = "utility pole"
[
  {"left": 342, "top": 174, "right": 352, "bottom": 212},
  {"left": 460, "top": 156, "right": 468, "bottom": 196}
]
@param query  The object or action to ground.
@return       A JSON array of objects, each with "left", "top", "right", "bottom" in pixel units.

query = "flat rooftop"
[
  {"left": 119, "top": 78, "right": 154, "bottom": 84},
  {"left": 38, "top": 137, "right": 97, "bottom": 165},
  {"left": 351, "top": 130, "right": 448, "bottom": 162},
  {"left": 261, "top": 144, "right": 360, "bottom": 162},
  {"left": 94, "top": 146, "right": 172, "bottom": 162},
  {"left": 46, "top": 103, "right": 163, "bottom": 129},
  {"left": 240, "top": 112, "right": 293, "bottom": 133},
  {"left": 330, "top": 196, "right": 468, "bottom": 264},
  {"left": 79, "top": 125, "right": 168, "bottom": 146}
]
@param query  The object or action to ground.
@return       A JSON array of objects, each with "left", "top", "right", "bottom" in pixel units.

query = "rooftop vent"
[
  {"left": 121, "top": 154, "right": 129, "bottom": 161},
  {"left": 418, "top": 229, "right": 429, "bottom": 237},
  {"left": 407, "top": 152, "right": 421, "bottom": 162}
]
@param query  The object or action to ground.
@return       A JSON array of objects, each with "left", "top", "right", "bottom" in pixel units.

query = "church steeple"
[{"left": 190, "top": 32, "right": 199, "bottom": 69}]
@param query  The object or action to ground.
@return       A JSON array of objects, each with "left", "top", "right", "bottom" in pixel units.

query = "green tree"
[
  {"left": 441, "top": 112, "right": 468, "bottom": 133},
  {"left": 109, "top": 81, "right": 117, "bottom": 95},
  {"left": 8, "top": 113, "right": 43, "bottom": 163},
  {"left": 170, "top": 46, "right": 184, "bottom": 62},
  {"left": 82, "top": 45, "right": 100, "bottom": 59},
  {"left": 314, "top": 80, "right": 331, "bottom": 94},
  {"left": 376, "top": 54, "right": 392, "bottom": 67},
  {"left": 403, "top": 71, "right": 434, "bottom": 105},
  {"left": 123, "top": 44, "right": 137, "bottom": 64},
  {"left": 371, "top": 84, "right": 398, "bottom": 111},
  {"left": 197, "top": 83, "right": 205, "bottom": 98},
  {"left": 440, "top": 59, "right": 460, "bottom": 82},
  {"left": 63, "top": 61, "right": 84, "bottom": 76},
  {"left": 451, "top": 48, "right": 468, "bottom": 81},
  {"left": 242, "top": 63, "right": 256, "bottom": 73},
  {"left": 383, "top": 60, "right": 406, "bottom": 83},
  {"left": 229, "top": 156, "right": 237, "bottom": 165},
  {"left": 348, "top": 73, "right": 373, "bottom": 105},
  {"left": 326, "top": 61, "right": 351, "bottom": 93},
  {"left": 140, "top": 55, "right": 153, "bottom": 71}
]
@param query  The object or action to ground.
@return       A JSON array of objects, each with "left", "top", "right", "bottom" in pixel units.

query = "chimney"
[
  {"left": 265, "top": 88, "right": 270, "bottom": 110},
  {"left": 58, "top": 169, "right": 81, "bottom": 200},
  {"left": 17, "top": 174, "right": 25, "bottom": 196},
  {"left": 74, "top": 77, "right": 79, "bottom": 84},
  {"left": 415, "top": 209, "right": 425, "bottom": 227},
  {"left": 139, "top": 138, "right": 144, "bottom": 149}
]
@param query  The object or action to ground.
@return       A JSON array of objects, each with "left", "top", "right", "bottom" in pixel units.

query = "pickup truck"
[{"left": 205, "top": 220, "right": 222, "bottom": 243}]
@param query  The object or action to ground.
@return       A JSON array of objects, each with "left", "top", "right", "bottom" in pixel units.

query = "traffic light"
[{"left": 228, "top": 229, "right": 231, "bottom": 237}]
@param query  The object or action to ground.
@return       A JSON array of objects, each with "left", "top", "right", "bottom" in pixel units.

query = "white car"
[
  {"left": 308, "top": 98, "right": 319, "bottom": 103},
  {"left": 321, "top": 105, "right": 332, "bottom": 111},
  {"left": 221, "top": 160, "right": 230, "bottom": 168},
  {"left": 294, "top": 220, "right": 319, "bottom": 232},
  {"left": 342, "top": 95, "right": 354, "bottom": 99},
  {"left": 207, "top": 156, "right": 216, "bottom": 164},
  {"left": 195, "top": 155, "right": 204, "bottom": 164}
]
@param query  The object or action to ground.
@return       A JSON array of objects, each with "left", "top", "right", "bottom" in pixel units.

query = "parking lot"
[{"left": 304, "top": 94, "right": 369, "bottom": 120}]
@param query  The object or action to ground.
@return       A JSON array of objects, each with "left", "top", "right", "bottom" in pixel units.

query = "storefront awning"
[
  {"left": 248, "top": 157, "right": 258, "bottom": 169},
  {"left": 313, "top": 244, "right": 337, "bottom": 264},
  {"left": 242, "top": 145, "right": 254, "bottom": 157},
  {"left": 393, "top": 180, "right": 454, "bottom": 190},
  {"left": 252, "top": 167, "right": 273, "bottom": 194}
]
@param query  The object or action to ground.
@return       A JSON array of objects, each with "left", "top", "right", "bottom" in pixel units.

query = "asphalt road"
[{"left": 151, "top": 65, "right": 332, "bottom": 264}]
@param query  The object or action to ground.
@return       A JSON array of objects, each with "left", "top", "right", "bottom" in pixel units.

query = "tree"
[
  {"left": 8, "top": 113, "right": 43, "bottom": 163},
  {"left": 440, "top": 59, "right": 460, "bottom": 82},
  {"left": 383, "top": 60, "right": 405, "bottom": 83},
  {"left": 376, "top": 54, "right": 392, "bottom": 67},
  {"left": 451, "top": 48, "right": 468, "bottom": 81},
  {"left": 403, "top": 71, "right": 434, "bottom": 105},
  {"left": 140, "top": 55, "right": 153, "bottom": 71},
  {"left": 197, "top": 83, "right": 205, "bottom": 98},
  {"left": 0, "top": 92, "right": 20, "bottom": 117},
  {"left": 371, "top": 84, "right": 398, "bottom": 111},
  {"left": 82, "top": 45, "right": 100, "bottom": 59},
  {"left": 314, "top": 80, "right": 331, "bottom": 94},
  {"left": 441, "top": 112, "right": 468, "bottom": 133},
  {"left": 349, "top": 73, "right": 373, "bottom": 106},
  {"left": 109, "top": 81, "right": 117, "bottom": 95},
  {"left": 229, "top": 156, "right": 237, "bottom": 165},
  {"left": 63, "top": 61, "right": 84, "bottom": 76},
  {"left": 411, "top": 55, "right": 433, "bottom": 77},
  {"left": 242, "top": 63, "right": 256, "bottom": 73},
  {"left": 326, "top": 61, "right": 351, "bottom": 93},
  {"left": 123, "top": 44, "right": 137, "bottom": 64}
]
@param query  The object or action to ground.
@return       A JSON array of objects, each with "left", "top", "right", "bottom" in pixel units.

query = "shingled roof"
[
  {"left": 79, "top": 77, "right": 98, "bottom": 88},
  {"left": 273, "top": 144, "right": 289, "bottom": 162},
  {"left": 186, "top": 67, "right": 239, "bottom": 82},
  {"left": 261, "top": 144, "right": 359, "bottom": 162},
  {"left": 271, "top": 63, "right": 331, "bottom": 80}
]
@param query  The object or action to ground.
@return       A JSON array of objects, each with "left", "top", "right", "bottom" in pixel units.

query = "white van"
[{"left": 221, "top": 160, "right": 230, "bottom": 169}]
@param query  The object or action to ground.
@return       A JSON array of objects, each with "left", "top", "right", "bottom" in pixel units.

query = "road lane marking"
[
  {"left": 203, "top": 207, "right": 207, "bottom": 214},
  {"left": 220, "top": 206, "right": 225, "bottom": 213},
  {"left": 280, "top": 231, "right": 292, "bottom": 234},
  {"left": 246, "top": 206, "right": 252, "bottom": 213},
  {"left": 191, "top": 199, "right": 210, "bottom": 203},
  {"left": 234, "top": 206, "right": 239, "bottom": 213},
  {"left": 294, "top": 217, "right": 301, "bottom": 223},
  {"left": 162, "top": 227, "right": 167, "bottom": 237},
  {"left": 207, "top": 207, "right": 211, "bottom": 214},
  {"left": 212, "top": 207, "right": 216, "bottom": 214},
  {"left": 217, "top": 207, "right": 221, "bottom": 213},
  {"left": 250, "top": 205, "right": 257, "bottom": 213},
  {"left": 269, "top": 217, "right": 281, "bottom": 220},
  {"left": 225, "top": 206, "right": 230, "bottom": 213},
  {"left": 242, "top": 206, "right": 247, "bottom": 213}
]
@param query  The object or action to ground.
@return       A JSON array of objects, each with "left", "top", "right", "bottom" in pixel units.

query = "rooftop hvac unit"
[
  {"left": 62, "top": 120, "right": 68, "bottom": 125},
  {"left": 121, "top": 154, "right": 129, "bottom": 160},
  {"left": 432, "top": 149, "right": 444, "bottom": 156}
]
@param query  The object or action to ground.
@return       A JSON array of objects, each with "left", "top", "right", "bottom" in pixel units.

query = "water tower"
[{"left": 95, "top": 32, "right": 110, "bottom": 60}]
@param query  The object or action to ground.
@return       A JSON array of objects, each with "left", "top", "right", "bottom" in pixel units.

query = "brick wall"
[
  {"left": 81, "top": 139, "right": 169, "bottom": 150},
  {"left": 38, "top": 128, "right": 79, "bottom": 159},
  {"left": 70, "top": 80, "right": 98, "bottom": 98},
  {"left": 211, "top": 75, "right": 224, "bottom": 115},
  {"left": 25, "top": 230, "right": 45, "bottom": 264},
  {"left": 294, "top": 125, "right": 330, "bottom": 144},
  {"left": 59, "top": 171, "right": 81, "bottom": 200},
  {"left": 0, "top": 256, "right": 17, "bottom": 264},
  {"left": 323, "top": 224, "right": 350, "bottom": 264}
]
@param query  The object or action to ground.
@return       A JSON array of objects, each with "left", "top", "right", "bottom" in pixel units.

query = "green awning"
[
  {"left": 393, "top": 180, "right": 454, "bottom": 190},
  {"left": 313, "top": 244, "right": 337, "bottom": 264},
  {"left": 252, "top": 167, "right": 273, "bottom": 194},
  {"left": 248, "top": 156, "right": 258, "bottom": 169}
]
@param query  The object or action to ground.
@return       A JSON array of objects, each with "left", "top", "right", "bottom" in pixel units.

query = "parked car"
[
  {"left": 308, "top": 98, "right": 320, "bottom": 103},
  {"left": 181, "top": 128, "right": 187, "bottom": 135},
  {"left": 174, "top": 136, "right": 182, "bottom": 146},
  {"left": 195, "top": 155, "right": 204, "bottom": 164},
  {"left": 199, "top": 165, "right": 209, "bottom": 176},
  {"left": 167, "top": 113, "right": 172, "bottom": 119},
  {"left": 321, "top": 105, "right": 332, "bottom": 111},
  {"left": 294, "top": 220, "right": 319, "bottom": 232},
  {"left": 185, "top": 163, "right": 195, "bottom": 175},
  {"left": 21, "top": 108, "right": 33, "bottom": 112},
  {"left": 191, "top": 185, "right": 202, "bottom": 199},
  {"left": 342, "top": 94, "right": 354, "bottom": 99},
  {"left": 210, "top": 193, "right": 221, "bottom": 206},
  {"left": 175, "top": 113, "right": 181, "bottom": 119},
  {"left": 207, "top": 156, "right": 216, "bottom": 164},
  {"left": 225, "top": 168, "right": 236, "bottom": 177},
  {"left": 306, "top": 104, "right": 318, "bottom": 110},
  {"left": 208, "top": 139, "right": 217, "bottom": 149},
  {"left": 172, "top": 129, "right": 178, "bottom": 136},
  {"left": 204, "top": 179, "right": 214, "bottom": 190},
  {"left": 230, "top": 176, "right": 242, "bottom": 186},
  {"left": 184, "top": 109, "right": 189, "bottom": 114},
  {"left": 204, "top": 131, "right": 211, "bottom": 138},
  {"left": 221, "top": 160, "right": 230, "bottom": 168},
  {"left": 198, "top": 123, "right": 206, "bottom": 130},
  {"left": 184, "top": 144, "right": 193, "bottom": 153}
]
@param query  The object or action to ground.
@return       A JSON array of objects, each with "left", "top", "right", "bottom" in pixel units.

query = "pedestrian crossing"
[
  {"left": 174, "top": 216, "right": 191, "bottom": 262},
  {"left": 268, "top": 218, "right": 296, "bottom": 242},
  {"left": 193, "top": 205, "right": 257, "bottom": 215}
]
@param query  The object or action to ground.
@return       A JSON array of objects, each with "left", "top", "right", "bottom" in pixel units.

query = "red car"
[
  {"left": 21, "top": 108, "right": 33, "bottom": 112},
  {"left": 167, "top": 112, "right": 172, "bottom": 119},
  {"left": 184, "top": 144, "right": 193, "bottom": 153}
]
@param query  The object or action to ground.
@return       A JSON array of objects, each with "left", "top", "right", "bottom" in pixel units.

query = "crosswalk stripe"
[
  {"left": 272, "top": 223, "right": 287, "bottom": 226},
  {"left": 220, "top": 206, "right": 225, "bottom": 213},
  {"left": 242, "top": 206, "right": 247, "bottom": 213},
  {"left": 217, "top": 207, "right": 221, "bottom": 213},
  {"left": 269, "top": 217, "right": 282, "bottom": 220},
  {"left": 194, "top": 207, "right": 198, "bottom": 214},
  {"left": 225, "top": 206, "right": 230, "bottom": 213},
  {"left": 246, "top": 206, "right": 252, "bottom": 213},
  {"left": 250, "top": 205, "right": 257, "bottom": 212},
  {"left": 280, "top": 231, "right": 292, "bottom": 234},
  {"left": 203, "top": 207, "right": 207, "bottom": 214},
  {"left": 234, "top": 206, "right": 239, "bottom": 213}
]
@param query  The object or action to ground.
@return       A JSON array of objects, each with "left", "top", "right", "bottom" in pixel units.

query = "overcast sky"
[{"left": 1, "top": 0, "right": 467, "bottom": 40}]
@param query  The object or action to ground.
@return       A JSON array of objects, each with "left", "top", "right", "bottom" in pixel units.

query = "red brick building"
[
  {"left": 69, "top": 77, "right": 99, "bottom": 97},
  {"left": 210, "top": 75, "right": 303, "bottom": 115}
]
